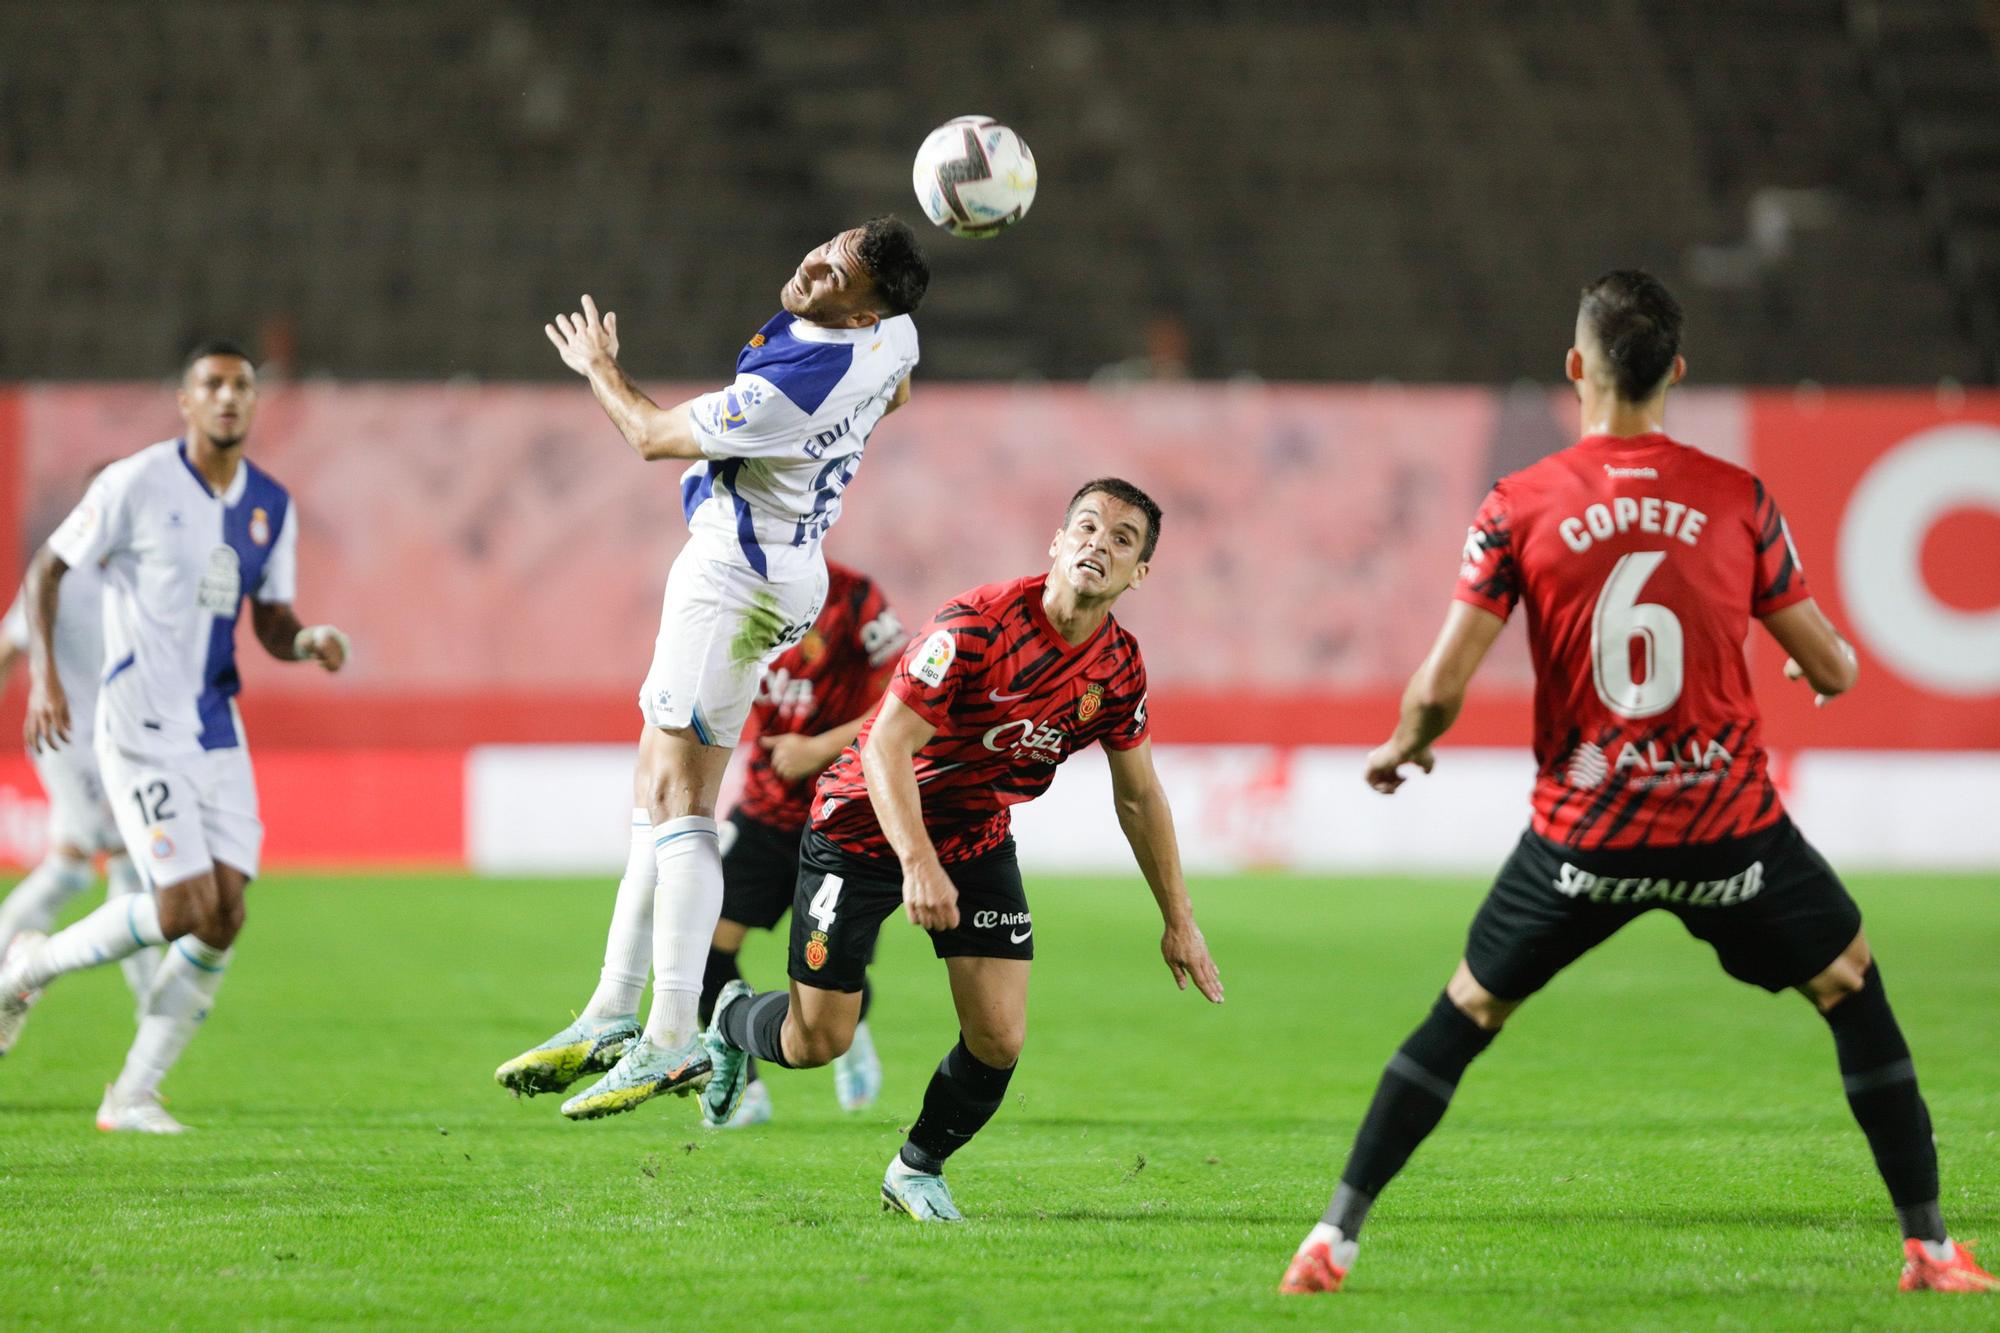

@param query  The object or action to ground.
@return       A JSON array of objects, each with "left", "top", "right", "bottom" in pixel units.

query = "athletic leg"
[{"left": 0, "top": 845, "right": 96, "bottom": 947}]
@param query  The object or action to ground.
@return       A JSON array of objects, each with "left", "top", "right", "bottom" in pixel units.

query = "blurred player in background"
[
  {"left": 498, "top": 218, "right": 928, "bottom": 1120},
  {"left": 1281, "top": 273, "right": 1993, "bottom": 1296},
  {"left": 699, "top": 558, "right": 907, "bottom": 1127},
  {"left": 0, "top": 475, "right": 160, "bottom": 1011},
  {"left": 0, "top": 340, "right": 350, "bottom": 1133},
  {"left": 704, "top": 479, "right": 1224, "bottom": 1221}
]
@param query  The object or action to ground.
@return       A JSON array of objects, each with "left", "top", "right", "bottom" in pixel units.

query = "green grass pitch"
[{"left": 0, "top": 868, "right": 1994, "bottom": 1329}]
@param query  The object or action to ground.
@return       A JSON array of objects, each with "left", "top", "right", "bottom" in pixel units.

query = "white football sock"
[
  {"left": 582, "top": 809, "right": 655, "bottom": 1020},
  {"left": 104, "top": 854, "right": 161, "bottom": 1008},
  {"left": 0, "top": 852, "right": 96, "bottom": 943},
  {"left": 1301, "top": 1222, "right": 1359, "bottom": 1270},
  {"left": 644, "top": 815, "right": 722, "bottom": 1047},
  {"left": 9, "top": 893, "right": 164, "bottom": 992},
  {"left": 111, "top": 937, "right": 230, "bottom": 1102}
]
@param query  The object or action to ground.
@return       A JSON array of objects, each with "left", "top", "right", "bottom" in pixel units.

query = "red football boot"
[
  {"left": 1279, "top": 1228, "right": 1354, "bottom": 1295},
  {"left": 1900, "top": 1238, "right": 1998, "bottom": 1293}
]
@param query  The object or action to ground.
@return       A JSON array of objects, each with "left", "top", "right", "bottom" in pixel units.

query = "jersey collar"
[
  {"left": 788, "top": 318, "right": 881, "bottom": 345},
  {"left": 1577, "top": 431, "right": 1672, "bottom": 450},
  {"left": 176, "top": 439, "right": 250, "bottom": 504}
]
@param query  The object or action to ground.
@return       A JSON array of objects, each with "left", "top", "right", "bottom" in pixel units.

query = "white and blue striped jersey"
[
  {"left": 47, "top": 440, "right": 297, "bottom": 761},
  {"left": 3, "top": 557, "right": 107, "bottom": 744},
  {"left": 681, "top": 311, "right": 918, "bottom": 582}
]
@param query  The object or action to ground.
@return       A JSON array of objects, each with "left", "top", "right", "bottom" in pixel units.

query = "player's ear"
[
  {"left": 1127, "top": 559, "right": 1149, "bottom": 591},
  {"left": 1564, "top": 346, "right": 1584, "bottom": 384},
  {"left": 1668, "top": 354, "right": 1687, "bottom": 386},
  {"left": 1049, "top": 529, "right": 1063, "bottom": 560}
]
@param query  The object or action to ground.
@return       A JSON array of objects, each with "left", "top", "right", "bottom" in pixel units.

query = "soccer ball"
[{"left": 911, "top": 117, "right": 1037, "bottom": 239}]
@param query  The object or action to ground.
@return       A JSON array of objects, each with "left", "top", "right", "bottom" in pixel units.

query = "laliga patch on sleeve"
[{"left": 912, "top": 629, "right": 955, "bottom": 686}]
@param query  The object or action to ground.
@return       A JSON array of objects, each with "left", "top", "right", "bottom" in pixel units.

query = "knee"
[
  {"left": 962, "top": 1024, "right": 1024, "bottom": 1071},
  {"left": 641, "top": 771, "right": 713, "bottom": 823},
  {"left": 1804, "top": 935, "right": 1873, "bottom": 1014},
  {"left": 1446, "top": 963, "right": 1516, "bottom": 1032},
  {"left": 787, "top": 1014, "right": 855, "bottom": 1069}
]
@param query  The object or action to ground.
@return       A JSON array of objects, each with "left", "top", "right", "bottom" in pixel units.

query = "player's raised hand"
[
  {"left": 1162, "top": 920, "right": 1224, "bottom": 1003},
  {"left": 901, "top": 855, "right": 960, "bottom": 932},
  {"left": 544, "top": 295, "right": 620, "bottom": 377},
  {"left": 1365, "top": 740, "right": 1434, "bottom": 794},
  {"left": 24, "top": 678, "right": 71, "bottom": 753}
]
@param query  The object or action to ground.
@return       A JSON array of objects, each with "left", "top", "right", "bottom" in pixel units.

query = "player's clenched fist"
[
  {"left": 544, "top": 294, "right": 620, "bottom": 378},
  {"left": 901, "top": 855, "right": 960, "bottom": 931}
]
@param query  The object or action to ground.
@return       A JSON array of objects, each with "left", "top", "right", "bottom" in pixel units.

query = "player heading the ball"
[{"left": 496, "top": 219, "right": 930, "bottom": 1122}]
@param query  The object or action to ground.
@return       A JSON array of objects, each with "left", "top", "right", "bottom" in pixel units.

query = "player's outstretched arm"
[
  {"left": 21, "top": 547, "right": 72, "bottom": 752},
  {"left": 1365, "top": 601, "right": 1506, "bottom": 794},
  {"left": 1760, "top": 598, "right": 1858, "bottom": 707},
  {"left": 859, "top": 693, "right": 960, "bottom": 931},
  {"left": 250, "top": 601, "right": 349, "bottom": 672},
  {"left": 544, "top": 295, "right": 705, "bottom": 462},
  {"left": 1106, "top": 739, "right": 1224, "bottom": 1003}
]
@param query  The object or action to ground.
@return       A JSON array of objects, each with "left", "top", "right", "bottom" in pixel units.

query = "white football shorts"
[
  {"left": 30, "top": 739, "right": 123, "bottom": 856},
  {"left": 640, "top": 542, "right": 827, "bottom": 745},
  {"left": 97, "top": 741, "right": 264, "bottom": 890}
]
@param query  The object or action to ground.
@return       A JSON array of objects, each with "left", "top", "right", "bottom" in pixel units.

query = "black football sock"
[
  {"left": 1821, "top": 964, "right": 1944, "bottom": 1242},
  {"left": 718, "top": 988, "right": 795, "bottom": 1069},
  {"left": 900, "top": 1036, "right": 1015, "bottom": 1175},
  {"left": 698, "top": 946, "right": 743, "bottom": 1025},
  {"left": 1323, "top": 991, "right": 1498, "bottom": 1238},
  {"left": 859, "top": 975, "right": 874, "bottom": 1023}
]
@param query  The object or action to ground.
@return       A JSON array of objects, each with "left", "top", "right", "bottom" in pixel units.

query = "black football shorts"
[
  {"left": 788, "top": 828, "right": 1034, "bottom": 993},
  {"left": 1465, "top": 816, "right": 1863, "bottom": 1000},
  {"left": 718, "top": 810, "right": 806, "bottom": 932}
]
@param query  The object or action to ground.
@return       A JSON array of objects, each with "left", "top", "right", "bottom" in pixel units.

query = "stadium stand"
[{"left": 0, "top": 0, "right": 1991, "bottom": 382}]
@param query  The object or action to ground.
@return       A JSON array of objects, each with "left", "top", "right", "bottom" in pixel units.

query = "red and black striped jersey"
[
  {"left": 810, "top": 574, "right": 1150, "bottom": 863},
  {"left": 1456, "top": 433, "right": 1811, "bottom": 851},
  {"left": 736, "top": 561, "right": 906, "bottom": 832}
]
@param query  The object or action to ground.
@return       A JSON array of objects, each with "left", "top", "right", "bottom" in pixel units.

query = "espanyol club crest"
[
  {"left": 1078, "top": 681, "right": 1105, "bottom": 724},
  {"left": 249, "top": 506, "right": 271, "bottom": 546},
  {"left": 149, "top": 826, "right": 175, "bottom": 861},
  {"left": 805, "top": 930, "right": 829, "bottom": 971}
]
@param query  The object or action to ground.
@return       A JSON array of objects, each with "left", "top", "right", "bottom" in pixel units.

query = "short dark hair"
[
  {"left": 1066, "top": 477, "right": 1162, "bottom": 562},
  {"left": 854, "top": 216, "right": 930, "bottom": 317},
  {"left": 182, "top": 337, "right": 254, "bottom": 375},
  {"left": 1578, "top": 270, "right": 1683, "bottom": 402}
]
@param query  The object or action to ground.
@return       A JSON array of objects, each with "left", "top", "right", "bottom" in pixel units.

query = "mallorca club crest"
[
  {"left": 1077, "top": 681, "right": 1105, "bottom": 724},
  {"left": 805, "top": 930, "right": 829, "bottom": 971},
  {"left": 249, "top": 506, "right": 272, "bottom": 546}
]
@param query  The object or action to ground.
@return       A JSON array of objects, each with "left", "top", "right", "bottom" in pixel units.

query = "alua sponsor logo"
[{"left": 1554, "top": 860, "right": 1764, "bottom": 908}]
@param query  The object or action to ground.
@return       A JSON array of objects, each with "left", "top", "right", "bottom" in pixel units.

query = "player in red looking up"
[
  {"left": 705, "top": 478, "right": 1225, "bottom": 1221},
  {"left": 1282, "top": 272, "right": 1992, "bottom": 1297}
]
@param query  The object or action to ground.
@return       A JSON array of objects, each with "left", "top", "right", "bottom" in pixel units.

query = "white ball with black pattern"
[{"left": 912, "top": 117, "right": 1038, "bottom": 239}]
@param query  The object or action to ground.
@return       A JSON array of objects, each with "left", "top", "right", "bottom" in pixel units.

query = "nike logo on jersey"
[
  {"left": 1010, "top": 927, "right": 1032, "bottom": 944},
  {"left": 987, "top": 688, "right": 1030, "bottom": 703}
]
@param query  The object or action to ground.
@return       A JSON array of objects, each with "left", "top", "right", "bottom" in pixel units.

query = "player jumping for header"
[
  {"left": 703, "top": 479, "right": 1224, "bottom": 1220},
  {"left": 497, "top": 219, "right": 929, "bottom": 1120},
  {"left": 1280, "top": 272, "right": 1993, "bottom": 1296}
]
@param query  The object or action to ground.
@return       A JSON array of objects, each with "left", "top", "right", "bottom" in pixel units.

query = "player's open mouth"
[{"left": 1076, "top": 558, "right": 1105, "bottom": 577}]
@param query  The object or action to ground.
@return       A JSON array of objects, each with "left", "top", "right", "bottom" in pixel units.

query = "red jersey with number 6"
[
  {"left": 736, "top": 561, "right": 907, "bottom": 832},
  {"left": 810, "top": 574, "right": 1151, "bottom": 863},
  {"left": 1455, "top": 433, "right": 1811, "bottom": 850}
]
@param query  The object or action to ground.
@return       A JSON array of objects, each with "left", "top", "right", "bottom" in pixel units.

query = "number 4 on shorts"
[{"left": 808, "top": 874, "right": 845, "bottom": 932}]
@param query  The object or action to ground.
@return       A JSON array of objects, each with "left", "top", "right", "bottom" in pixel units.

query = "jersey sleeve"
[
  {"left": 46, "top": 468, "right": 133, "bottom": 573},
  {"left": 1100, "top": 647, "right": 1151, "bottom": 752},
  {"left": 257, "top": 500, "right": 299, "bottom": 604},
  {"left": 886, "top": 604, "right": 989, "bottom": 728},
  {"left": 1750, "top": 479, "right": 1811, "bottom": 618},
  {"left": 687, "top": 374, "right": 806, "bottom": 461},
  {"left": 1452, "top": 484, "right": 1522, "bottom": 620}
]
